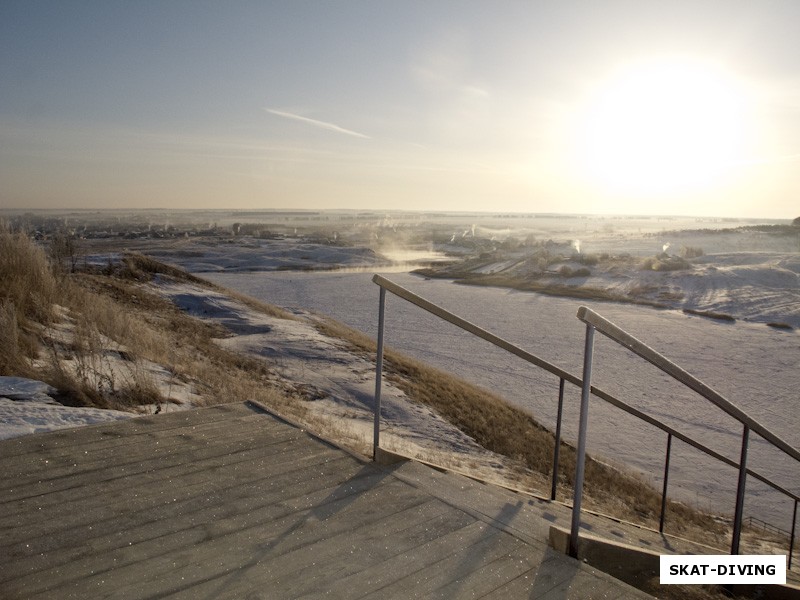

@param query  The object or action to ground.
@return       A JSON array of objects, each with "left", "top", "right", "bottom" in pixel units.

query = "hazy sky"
[{"left": 2, "top": 1, "right": 799, "bottom": 218}]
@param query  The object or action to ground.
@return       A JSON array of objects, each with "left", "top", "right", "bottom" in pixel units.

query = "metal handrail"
[
  {"left": 371, "top": 276, "right": 799, "bottom": 501},
  {"left": 575, "top": 306, "right": 799, "bottom": 557},
  {"left": 746, "top": 515, "right": 792, "bottom": 538},
  {"left": 577, "top": 307, "right": 800, "bottom": 463},
  {"left": 370, "top": 274, "right": 798, "bottom": 566}
]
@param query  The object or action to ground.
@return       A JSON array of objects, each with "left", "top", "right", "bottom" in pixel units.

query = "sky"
[{"left": 1, "top": 1, "right": 799, "bottom": 218}]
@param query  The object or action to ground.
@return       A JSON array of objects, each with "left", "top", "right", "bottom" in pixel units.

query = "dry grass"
[
  {"left": 70, "top": 264, "right": 297, "bottom": 415},
  {"left": 0, "top": 229, "right": 295, "bottom": 415},
  {"left": 0, "top": 228, "right": 59, "bottom": 325},
  {"left": 0, "top": 227, "right": 59, "bottom": 376},
  {"left": 118, "top": 251, "right": 296, "bottom": 320}
]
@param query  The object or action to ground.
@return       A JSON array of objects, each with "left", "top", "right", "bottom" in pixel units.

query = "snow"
[
  {"left": 0, "top": 377, "right": 132, "bottom": 440},
  {"left": 581, "top": 251, "right": 800, "bottom": 327}
]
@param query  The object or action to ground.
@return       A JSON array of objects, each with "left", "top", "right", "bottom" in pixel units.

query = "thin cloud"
[{"left": 265, "top": 108, "right": 370, "bottom": 139}]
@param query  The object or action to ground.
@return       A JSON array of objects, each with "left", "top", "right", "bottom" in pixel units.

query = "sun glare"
[{"left": 576, "top": 57, "right": 752, "bottom": 197}]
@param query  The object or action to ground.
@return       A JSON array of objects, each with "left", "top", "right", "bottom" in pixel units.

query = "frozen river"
[{"left": 203, "top": 270, "right": 799, "bottom": 530}]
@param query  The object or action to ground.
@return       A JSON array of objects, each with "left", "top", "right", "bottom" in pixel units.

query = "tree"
[{"left": 49, "top": 231, "right": 79, "bottom": 273}]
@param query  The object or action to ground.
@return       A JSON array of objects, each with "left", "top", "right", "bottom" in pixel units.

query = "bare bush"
[
  {"left": 558, "top": 265, "right": 591, "bottom": 278},
  {"left": 679, "top": 245, "right": 705, "bottom": 259},
  {"left": 641, "top": 255, "right": 691, "bottom": 271}
]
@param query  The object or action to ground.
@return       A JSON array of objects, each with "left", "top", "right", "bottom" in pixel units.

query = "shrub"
[
  {"left": 641, "top": 255, "right": 691, "bottom": 271},
  {"left": 572, "top": 252, "right": 599, "bottom": 266},
  {"left": 679, "top": 246, "right": 704, "bottom": 259},
  {"left": 559, "top": 265, "right": 591, "bottom": 278}
]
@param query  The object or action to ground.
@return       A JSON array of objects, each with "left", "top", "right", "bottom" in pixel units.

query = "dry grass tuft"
[
  {"left": 0, "top": 227, "right": 59, "bottom": 325},
  {"left": 0, "top": 227, "right": 60, "bottom": 377},
  {"left": 120, "top": 252, "right": 208, "bottom": 284}
]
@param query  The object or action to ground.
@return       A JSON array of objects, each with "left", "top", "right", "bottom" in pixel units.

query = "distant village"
[{"left": 1, "top": 211, "right": 343, "bottom": 243}]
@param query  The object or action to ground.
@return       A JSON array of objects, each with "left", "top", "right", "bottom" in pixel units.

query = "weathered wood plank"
[
  {"left": 0, "top": 419, "right": 303, "bottom": 505},
  {"left": 427, "top": 543, "right": 545, "bottom": 599},
  {"left": 10, "top": 475, "right": 429, "bottom": 599},
  {"left": 357, "top": 528, "right": 529, "bottom": 599},
  {"left": 292, "top": 520, "right": 496, "bottom": 599},
  {"left": 486, "top": 546, "right": 651, "bottom": 599},
  {"left": 0, "top": 402, "right": 257, "bottom": 459},
  {"left": 390, "top": 459, "right": 554, "bottom": 545},
  {"left": 142, "top": 499, "right": 469, "bottom": 600},
  {"left": 0, "top": 403, "right": 656, "bottom": 600},
  {"left": 0, "top": 451, "right": 356, "bottom": 572},
  {"left": 0, "top": 411, "right": 287, "bottom": 485}
]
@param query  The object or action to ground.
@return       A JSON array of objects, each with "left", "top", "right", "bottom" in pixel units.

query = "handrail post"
[
  {"left": 731, "top": 424, "right": 750, "bottom": 554},
  {"left": 373, "top": 286, "right": 386, "bottom": 461},
  {"left": 551, "top": 378, "right": 565, "bottom": 501},
  {"left": 790, "top": 499, "right": 797, "bottom": 570},
  {"left": 569, "top": 323, "right": 595, "bottom": 558},
  {"left": 659, "top": 432, "right": 673, "bottom": 533}
]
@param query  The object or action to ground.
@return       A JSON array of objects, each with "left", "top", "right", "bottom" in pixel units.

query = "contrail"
[{"left": 264, "top": 108, "right": 370, "bottom": 139}]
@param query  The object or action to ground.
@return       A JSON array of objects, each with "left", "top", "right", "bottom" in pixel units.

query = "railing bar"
[
  {"left": 551, "top": 378, "right": 566, "bottom": 501},
  {"left": 660, "top": 432, "right": 673, "bottom": 533},
  {"left": 373, "top": 274, "right": 577, "bottom": 384},
  {"left": 372, "top": 286, "right": 386, "bottom": 461},
  {"left": 789, "top": 499, "right": 797, "bottom": 570},
  {"left": 731, "top": 425, "right": 750, "bottom": 555},
  {"left": 577, "top": 306, "right": 800, "bottom": 464},
  {"left": 745, "top": 514, "right": 793, "bottom": 537},
  {"left": 569, "top": 323, "right": 595, "bottom": 558},
  {"left": 591, "top": 385, "right": 798, "bottom": 501}
]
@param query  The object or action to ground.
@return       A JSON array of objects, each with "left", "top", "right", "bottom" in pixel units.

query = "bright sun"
[{"left": 577, "top": 57, "right": 752, "bottom": 197}]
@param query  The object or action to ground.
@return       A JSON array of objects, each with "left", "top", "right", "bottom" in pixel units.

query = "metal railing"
[
  {"left": 370, "top": 274, "right": 799, "bottom": 566},
  {"left": 746, "top": 515, "right": 794, "bottom": 540}
]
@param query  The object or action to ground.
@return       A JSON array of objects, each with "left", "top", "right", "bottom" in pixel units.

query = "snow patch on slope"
[{"left": 0, "top": 377, "right": 132, "bottom": 440}]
